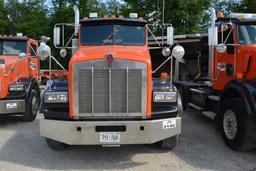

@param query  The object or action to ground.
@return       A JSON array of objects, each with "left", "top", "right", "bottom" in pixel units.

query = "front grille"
[{"left": 73, "top": 59, "right": 147, "bottom": 118}]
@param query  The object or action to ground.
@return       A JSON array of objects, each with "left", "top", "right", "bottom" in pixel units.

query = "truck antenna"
[{"left": 162, "top": 0, "right": 165, "bottom": 24}]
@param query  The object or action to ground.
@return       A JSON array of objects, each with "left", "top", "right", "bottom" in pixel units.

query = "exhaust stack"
[
  {"left": 74, "top": 5, "right": 80, "bottom": 35},
  {"left": 208, "top": 7, "right": 218, "bottom": 80}
]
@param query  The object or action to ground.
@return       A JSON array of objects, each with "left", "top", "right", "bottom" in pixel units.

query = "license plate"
[
  {"left": 6, "top": 103, "right": 17, "bottom": 109},
  {"left": 163, "top": 120, "right": 176, "bottom": 129},
  {"left": 100, "top": 132, "right": 120, "bottom": 143}
]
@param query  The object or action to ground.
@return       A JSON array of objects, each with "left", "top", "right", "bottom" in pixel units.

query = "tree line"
[{"left": 0, "top": 0, "right": 255, "bottom": 68}]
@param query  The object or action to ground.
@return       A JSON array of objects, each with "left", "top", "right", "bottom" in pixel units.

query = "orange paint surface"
[
  {"left": 68, "top": 45, "right": 152, "bottom": 118},
  {"left": 0, "top": 37, "right": 38, "bottom": 99},
  {"left": 213, "top": 25, "right": 256, "bottom": 90}
]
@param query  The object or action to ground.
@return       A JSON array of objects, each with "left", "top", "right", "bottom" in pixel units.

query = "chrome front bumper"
[
  {"left": 40, "top": 117, "right": 181, "bottom": 145},
  {"left": 0, "top": 99, "right": 25, "bottom": 114}
]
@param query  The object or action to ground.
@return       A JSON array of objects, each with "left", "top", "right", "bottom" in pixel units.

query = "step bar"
[{"left": 187, "top": 103, "right": 216, "bottom": 120}]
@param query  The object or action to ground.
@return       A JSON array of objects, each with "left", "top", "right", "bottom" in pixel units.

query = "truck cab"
[
  {"left": 39, "top": 6, "right": 184, "bottom": 150},
  {"left": 0, "top": 35, "right": 40, "bottom": 121},
  {"left": 212, "top": 14, "right": 256, "bottom": 90}
]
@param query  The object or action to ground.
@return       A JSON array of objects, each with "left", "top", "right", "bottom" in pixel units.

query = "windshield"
[
  {"left": 238, "top": 24, "right": 256, "bottom": 45},
  {"left": 80, "top": 24, "right": 146, "bottom": 45},
  {"left": 0, "top": 40, "right": 27, "bottom": 55}
]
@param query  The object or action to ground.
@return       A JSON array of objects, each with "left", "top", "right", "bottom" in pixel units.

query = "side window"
[
  {"left": 30, "top": 44, "right": 37, "bottom": 57},
  {"left": 238, "top": 26, "right": 246, "bottom": 44},
  {"left": 218, "top": 24, "right": 234, "bottom": 54}
]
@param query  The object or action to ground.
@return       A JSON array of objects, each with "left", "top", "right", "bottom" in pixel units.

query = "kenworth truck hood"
[
  {"left": 0, "top": 56, "right": 21, "bottom": 99},
  {"left": 68, "top": 45, "right": 153, "bottom": 117}
]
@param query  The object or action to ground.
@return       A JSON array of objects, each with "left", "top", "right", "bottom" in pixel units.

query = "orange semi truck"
[
  {"left": 176, "top": 9, "right": 256, "bottom": 151},
  {"left": 38, "top": 5, "right": 185, "bottom": 150},
  {"left": 0, "top": 35, "right": 40, "bottom": 121}
]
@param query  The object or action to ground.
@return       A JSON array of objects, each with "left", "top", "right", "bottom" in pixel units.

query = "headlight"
[
  {"left": 9, "top": 84, "right": 25, "bottom": 91},
  {"left": 44, "top": 92, "right": 68, "bottom": 103},
  {"left": 153, "top": 92, "right": 177, "bottom": 102}
]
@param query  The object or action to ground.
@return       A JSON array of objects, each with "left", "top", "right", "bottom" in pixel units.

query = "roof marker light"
[
  {"left": 229, "top": 13, "right": 256, "bottom": 20},
  {"left": 16, "top": 33, "right": 23, "bottom": 37},
  {"left": 129, "top": 13, "right": 138, "bottom": 19},
  {"left": 89, "top": 13, "right": 98, "bottom": 18},
  {"left": 217, "top": 11, "right": 224, "bottom": 18}
]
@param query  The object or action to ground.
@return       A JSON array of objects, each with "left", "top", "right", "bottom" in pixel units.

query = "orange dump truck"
[
  {"left": 176, "top": 9, "right": 256, "bottom": 151},
  {"left": 0, "top": 35, "right": 40, "bottom": 121},
  {"left": 38, "top": 5, "right": 185, "bottom": 150}
]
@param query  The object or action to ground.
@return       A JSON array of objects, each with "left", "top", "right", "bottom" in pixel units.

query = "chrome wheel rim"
[
  {"left": 223, "top": 109, "right": 238, "bottom": 140},
  {"left": 32, "top": 96, "right": 38, "bottom": 116}
]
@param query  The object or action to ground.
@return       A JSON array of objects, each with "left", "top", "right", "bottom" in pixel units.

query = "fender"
[
  {"left": 220, "top": 78, "right": 256, "bottom": 115},
  {"left": 17, "top": 77, "right": 40, "bottom": 99},
  {"left": 40, "top": 80, "right": 69, "bottom": 119},
  {"left": 152, "top": 79, "right": 180, "bottom": 119}
]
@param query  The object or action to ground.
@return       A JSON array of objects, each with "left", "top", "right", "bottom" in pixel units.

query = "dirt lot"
[{"left": 0, "top": 110, "right": 255, "bottom": 171}]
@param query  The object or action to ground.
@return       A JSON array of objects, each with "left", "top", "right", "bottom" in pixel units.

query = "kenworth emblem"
[{"left": 106, "top": 53, "right": 114, "bottom": 68}]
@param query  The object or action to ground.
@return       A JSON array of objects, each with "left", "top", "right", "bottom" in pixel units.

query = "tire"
[
  {"left": 177, "top": 86, "right": 187, "bottom": 111},
  {"left": 220, "top": 98, "right": 256, "bottom": 151},
  {"left": 45, "top": 138, "right": 67, "bottom": 151},
  {"left": 23, "top": 89, "right": 39, "bottom": 122},
  {"left": 156, "top": 135, "right": 178, "bottom": 150}
]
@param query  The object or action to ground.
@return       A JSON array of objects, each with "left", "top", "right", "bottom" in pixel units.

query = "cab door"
[
  {"left": 27, "top": 41, "right": 39, "bottom": 80},
  {"left": 213, "top": 25, "right": 237, "bottom": 90}
]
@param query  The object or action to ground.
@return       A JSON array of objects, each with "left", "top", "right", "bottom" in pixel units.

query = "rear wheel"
[
  {"left": 23, "top": 89, "right": 39, "bottom": 122},
  {"left": 221, "top": 98, "right": 256, "bottom": 151},
  {"left": 156, "top": 135, "right": 178, "bottom": 150},
  {"left": 45, "top": 138, "right": 67, "bottom": 151}
]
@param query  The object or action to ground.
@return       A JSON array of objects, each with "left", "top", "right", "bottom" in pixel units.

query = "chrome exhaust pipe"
[{"left": 73, "top": 5, "right": 80, "bottom": 35}]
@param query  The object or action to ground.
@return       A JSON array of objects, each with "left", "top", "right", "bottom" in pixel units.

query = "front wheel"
[
  {"left": 23, "top": 89, "right": 39, "bottom": 122},
  {"left": 221, "top": 99, "right": 256, "bottom": 151},
  {"left": 45, "top": 138, "right": 67, "bottom": 151},
  {"left": 155, "top": 135, "right": 178, "bottom": 150}
]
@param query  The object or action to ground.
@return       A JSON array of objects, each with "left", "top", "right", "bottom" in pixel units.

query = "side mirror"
[
  {"left": 60, "top": 48, "right": 67, "bottom": 58},
  {"left": 216, "top": 44, "right": 227, "bottom": 54},
  {"left": 53, "top": 26, "right": 61, "bottom": 46},
  {"left": 162, "top": 47, "right": 171, "bottom": 57},
  {"left": 172, "top": 45, "right": 185, "bottom": 59},
  {"left": 19, "top": 53, "right": 26, "bottom": 60},
  {"left": 167, "top": 26, "right": 174, "bottom": 45},
  {"left": 38, "top": 42, "right": 51, "bottom": 61}
]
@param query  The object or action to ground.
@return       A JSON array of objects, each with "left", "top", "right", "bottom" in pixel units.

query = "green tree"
[
  {"left": 235, "top": 0, "right": 256, "bottom": 13},
  {"left": 6, "top": 0, "right": 49, "bottom": 38},
  {"left": 123, "top": 0, "right": 211, "bottom": 34},
  {"left": 0, "top": 0, "right": 8, "bottom": 34},
  {"left": 215, "top": 0, "right": 240, "bottom": 14}
]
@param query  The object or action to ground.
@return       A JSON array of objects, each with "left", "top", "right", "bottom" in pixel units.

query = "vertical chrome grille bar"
[
  {"left": 109, "top": 69, "right": 112, "bottom": 114},
  {"left": 126, "top": 67, "right": 129, "bottom": 114},
  {"left": 91, "top": 67, "right": 94, "bottom": 114}
]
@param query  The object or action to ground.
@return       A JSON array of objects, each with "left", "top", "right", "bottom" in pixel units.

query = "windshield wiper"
[
  {"left": 113, "top": 33, "right": 123, "bottom": 45},
  {"left": 102, "top": 34, "right": 113, "bottom": 45}
]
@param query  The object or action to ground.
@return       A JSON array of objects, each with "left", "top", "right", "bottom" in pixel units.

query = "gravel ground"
[{"left": 0, "top": 110, "right": 255, "bottom": 171}]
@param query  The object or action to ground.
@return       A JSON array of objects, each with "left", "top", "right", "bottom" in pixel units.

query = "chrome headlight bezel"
[
  {"left": 9, "top": 84, "right": 25, "bottom": 92},
  {"left": 44, "top": 91, "right": 68, "bottom": 103},
  {"left": 153, "top": 91, "right": 177, "bottom": 103}
]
